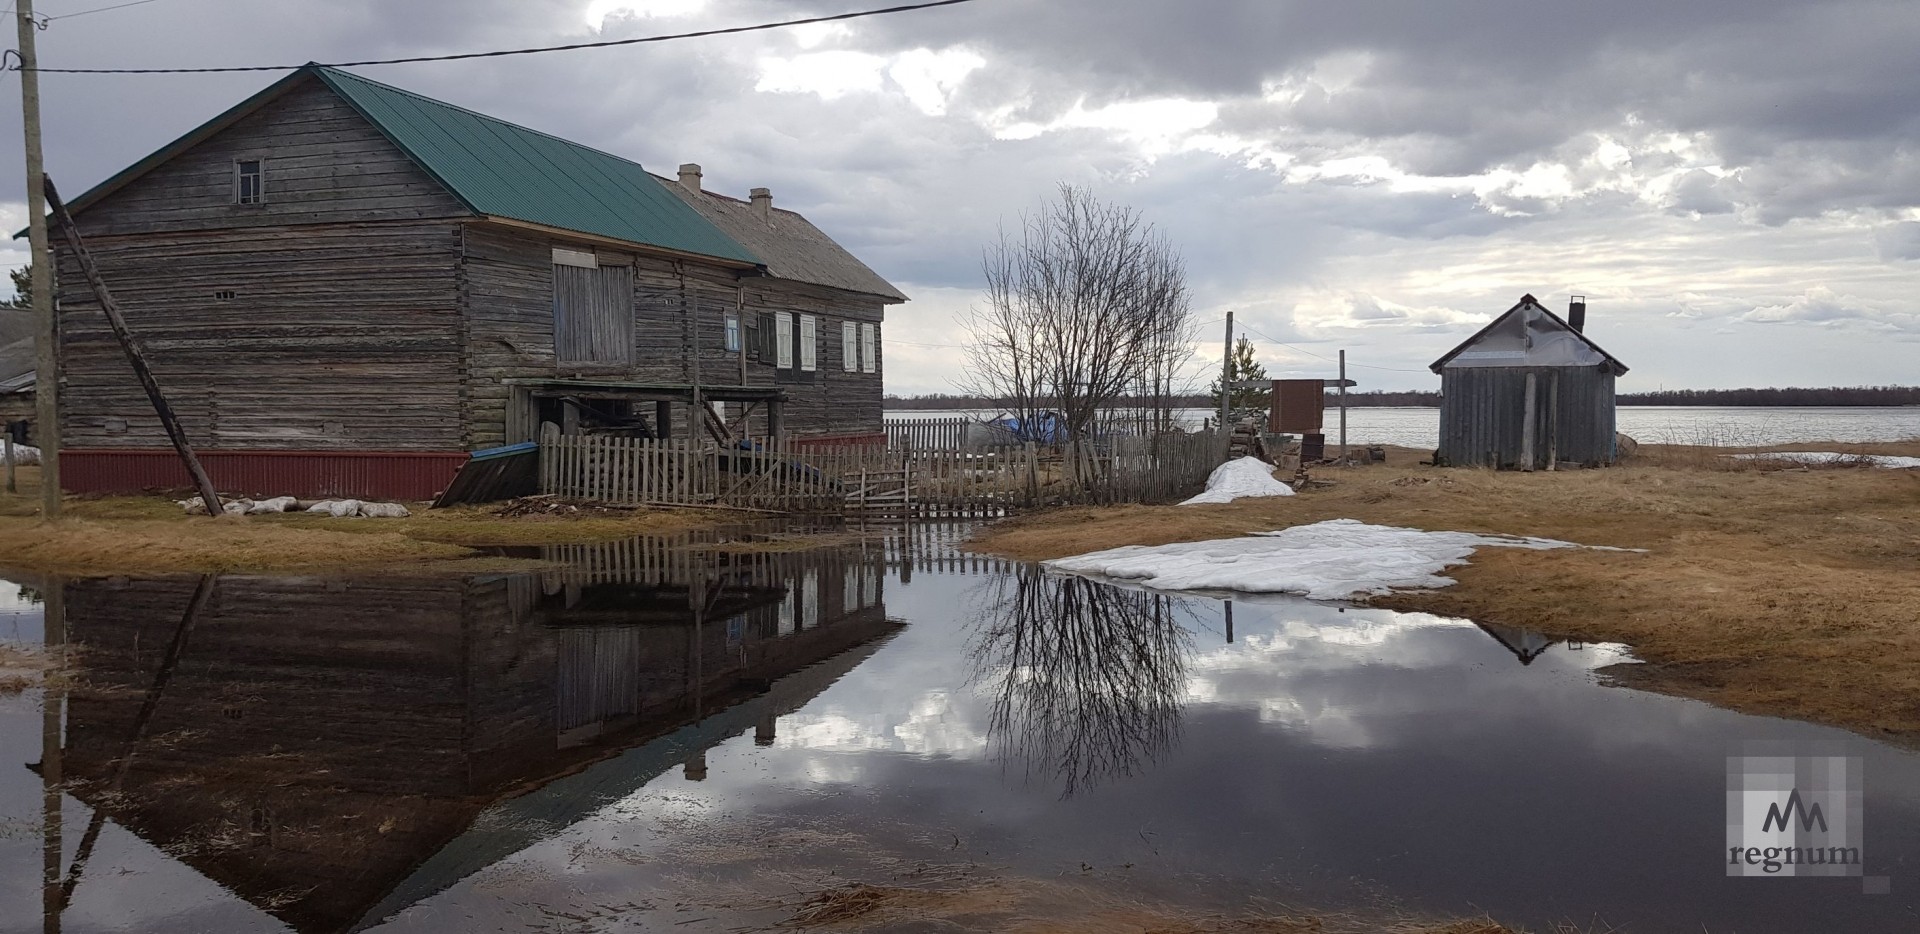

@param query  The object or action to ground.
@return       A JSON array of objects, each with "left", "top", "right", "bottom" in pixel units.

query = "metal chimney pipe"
[{"left": 1569, "top": 295, "right": 1587, "bottom": 333}]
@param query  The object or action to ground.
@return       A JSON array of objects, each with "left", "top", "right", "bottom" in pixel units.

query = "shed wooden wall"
[
  {"left": 460, "top": 223, "right": 887, "bottom": 447},
  {"left": 1437, "top": 365, "right": 1617, "bottom": 469}
]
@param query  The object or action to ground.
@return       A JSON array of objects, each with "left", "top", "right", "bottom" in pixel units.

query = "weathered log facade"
[{"left": 47, "top": 65, "right": 904, "bottom": 498}]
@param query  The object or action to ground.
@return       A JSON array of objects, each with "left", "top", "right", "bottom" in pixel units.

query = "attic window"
[{"left": 235, "top": 160, "right": 264, "bottom": 205}]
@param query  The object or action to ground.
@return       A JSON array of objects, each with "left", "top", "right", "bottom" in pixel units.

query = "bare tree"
[{"left": 963, "top": 185, "right": 1196, "bottom": 443}]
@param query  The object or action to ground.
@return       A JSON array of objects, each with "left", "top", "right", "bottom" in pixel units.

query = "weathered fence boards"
[
  {"left": 885, "top": 416, "right": 968, "bottom": 451},
  {"left": 540, "top": 429, "right": 1223, "bottom": 516}
]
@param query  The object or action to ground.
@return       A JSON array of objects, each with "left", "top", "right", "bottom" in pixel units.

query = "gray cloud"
[{"left": 0, "top": 0, "right": 1914, "bottom": 393}]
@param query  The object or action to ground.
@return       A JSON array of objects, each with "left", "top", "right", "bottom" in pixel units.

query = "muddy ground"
[{"left": 969, "top": 442, "right": 1920, "bottom": 745}]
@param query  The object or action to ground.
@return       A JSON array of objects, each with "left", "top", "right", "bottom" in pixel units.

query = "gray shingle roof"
[{"left": 662, "top": 181, "right": 907, "bottom": 303}]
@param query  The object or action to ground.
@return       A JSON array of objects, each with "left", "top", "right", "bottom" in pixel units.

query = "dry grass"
[
  {"left": 0, "top": 642, "right": 48, "bottom": 694},
  {"left": 970, "top": 443, "right": 1920, "bottom": 742},
  {"left": 0, "top": 466, "right": 739, "bottom": 574},
  {"left": 781, "top": 881, "right": 1537, "bottom": 933}
]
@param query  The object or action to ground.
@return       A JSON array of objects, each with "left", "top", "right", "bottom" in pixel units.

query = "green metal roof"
[
  {"left": 312, "top": 67, "right": 761, "bottom": 265},
  {"left": 46, "top": 66, "right": 763, "bottom": 267}
]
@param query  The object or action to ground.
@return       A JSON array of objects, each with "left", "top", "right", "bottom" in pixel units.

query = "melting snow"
[
  {"left": 1180, "top": 456, "right": 1295, "bottom": 505},
  {"left": 1045, "top": 518, "right": 1617, "bottom": 601},
  {"left": 1727, "top": 452, "right": 1920, "bottom": 469}
]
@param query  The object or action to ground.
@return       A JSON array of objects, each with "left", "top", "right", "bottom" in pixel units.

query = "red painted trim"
[{"left": 62, "top": 449, "right": 468, "bottom": 501}]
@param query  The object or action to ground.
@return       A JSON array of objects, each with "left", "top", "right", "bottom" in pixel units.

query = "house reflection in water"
[{"left": 50, "top": 536, "right": 901, "bottom": 934}]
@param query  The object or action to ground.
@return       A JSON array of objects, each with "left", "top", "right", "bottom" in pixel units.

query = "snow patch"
[
  {"left": 1180, "top": 456, "right": 1294, "bottom": 505},
  {"left": 1045, "top": 518, "right": 1617, "bottom": 601},
  {"left": 1727, "top": 452, "right": 1920, "bottom": 469}
]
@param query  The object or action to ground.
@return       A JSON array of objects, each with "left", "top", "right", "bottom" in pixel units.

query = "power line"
[
  {"left": 9, "top": 0, "right": 980, "bottom": 74},
  {"left": 46, "top": 0, "right": 162, "bottom": 21},
  {"left": 1237, "top": 321, "right": 1432, "bottom": 373}
]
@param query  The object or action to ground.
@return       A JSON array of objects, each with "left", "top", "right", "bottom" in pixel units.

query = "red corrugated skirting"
[{"left": 61, "top": 449, "right": 469, "bottom": 501}]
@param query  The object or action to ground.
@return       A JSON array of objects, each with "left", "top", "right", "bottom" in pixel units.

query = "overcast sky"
[{"left": 2, "top": 0, "right": 1915, "bottom": 394}]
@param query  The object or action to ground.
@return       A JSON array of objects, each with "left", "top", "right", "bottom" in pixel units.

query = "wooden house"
[
  {"left": 1429, "top": 294, "right": 1628, "bottom": 469},
  {"left": 46, "top": 64, "right": 906, "bottom": 499}
]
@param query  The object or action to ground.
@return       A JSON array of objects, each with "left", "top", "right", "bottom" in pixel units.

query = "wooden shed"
[
  {"left": 44, "top": 64, "right": 906, "bottom": 499},
  {"left": 1429, "top": 294, "right": 1629, "bottom": 469}
]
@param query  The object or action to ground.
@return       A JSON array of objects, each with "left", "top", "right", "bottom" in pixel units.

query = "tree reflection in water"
[{"left": 970, "top": 567, "right": 1193, "bottom": 796}]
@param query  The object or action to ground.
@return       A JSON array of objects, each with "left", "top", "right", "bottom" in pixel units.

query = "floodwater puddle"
[{"left": 1, "top": 528, "right": 1917, "bottom": 933}]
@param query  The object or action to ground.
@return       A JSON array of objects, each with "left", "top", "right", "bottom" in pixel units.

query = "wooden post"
[
  {"left": 1547, "top": 372, "right": 1560, "bottom": 471},
  {"left": 16, "top": 0, "right": 60, "bottom": 518},
  {"left": 4, "top": 436, "right": 14, "bottom": 494},
  {"left": 43, "top": 178, "right": 223, "bottom": 514},
  {"left": 1338, "top": 350, "right": 1348, "bottom": 461},
  {"left": 1218, "top": 312, "right": 1233, "bottom": 449},
  {"left": 1520, "top": 371, "right": 1538, "bottom": 472}
]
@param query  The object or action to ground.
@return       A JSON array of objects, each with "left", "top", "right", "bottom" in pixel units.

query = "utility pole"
[
  {"left": 1338, "top": 349, "right": 1348, "bottom": 461},
  {"left": 16, "top": 0, "right": 61, "bottom": 518},
  {"left": 1217, "top": 311, "right": 1232, "bottom": 440}
]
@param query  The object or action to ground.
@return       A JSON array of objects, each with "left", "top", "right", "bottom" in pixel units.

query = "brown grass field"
[
  {"left": 0, "top": 466, "right": 735, "bottom": 575},
  {"left": 971, "top": 441, "right": 1920, "bottom": 744}
]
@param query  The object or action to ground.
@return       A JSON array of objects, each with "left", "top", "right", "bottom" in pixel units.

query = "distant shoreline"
[{"left": 885, "top": 387, "right": 1920, "bottom": 410}]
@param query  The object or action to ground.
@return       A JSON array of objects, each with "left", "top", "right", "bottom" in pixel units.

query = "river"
[{"left": 887, "top": 406, "right": 1920, "bottom": 449}]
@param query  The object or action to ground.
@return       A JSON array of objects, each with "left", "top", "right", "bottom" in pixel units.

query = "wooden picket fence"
[
  {"left": 885, "top": 416, "right": 969, "bottom": 451},
  {"left": 540, "top": 428, "right": 1225, "bottom": 517}
]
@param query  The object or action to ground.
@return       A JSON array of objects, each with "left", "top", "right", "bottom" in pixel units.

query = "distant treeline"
[{"left": 887, "top": 386, "right": 1920, "bottom": 410}]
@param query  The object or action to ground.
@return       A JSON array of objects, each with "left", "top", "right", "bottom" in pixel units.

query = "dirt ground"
[
  {"left": 969, "top": 441, "right": 1920, "bottom": 744},
  {"left": 781, "top": 882, "right": 1524, "bottom": 933},
  {"left": 0, "top": 466, "right": 739, "bottom": 575}
]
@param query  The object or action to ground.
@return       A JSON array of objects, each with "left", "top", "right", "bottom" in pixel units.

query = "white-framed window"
[
  {"left": 859, "top": 323, "right": 877, "bottom": 373},
  {"left": 724, "top": 312, "right": 740, "bottom": 353},
  {"left": 235, "top": 159, "right": 264, "bottom": 204},
  {"left": 775, "top": 311, "right": 794, "bottom": 368},
  {"left": 842, "top": 321, "right": 857, "bottom": 371},
  {"left": 799, "top": 314, "right": 817, "bottom": 372}
]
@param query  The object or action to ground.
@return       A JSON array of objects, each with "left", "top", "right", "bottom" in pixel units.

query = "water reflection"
[
  {"left": 31, "top": 537, "right": 900, "bottom": 934},
  {"left": 970, "top": 567, "right": 1192, "bottom": 796}
]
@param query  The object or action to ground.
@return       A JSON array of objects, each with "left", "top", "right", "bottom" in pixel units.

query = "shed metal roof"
[
  {"left": 1429, "top": 294, "right": 1629, "bottom": 376},
  {"left": 46, "top": 66, "right": 764, "bottom": 268}
]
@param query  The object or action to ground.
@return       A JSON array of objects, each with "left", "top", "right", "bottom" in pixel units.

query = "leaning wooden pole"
[{"left": 43, "top": 177, "right": 223, "bottom": 514}]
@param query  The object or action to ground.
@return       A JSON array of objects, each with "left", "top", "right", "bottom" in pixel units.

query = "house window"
[
  {"left": 799, "top": 314, "right": 817, "bottom": 372},
  {"left": 745, "top": 313, "right": 762, "bottom": 361},
  {"left": 842, "top": 321, "right": 857, "bottom": 371},
  {"left": 552, "top": 247, "right": 634, "bottom": 366},
  {"left": 859, "top": 323, "right": 877, "bottom": 373},
  {"left": 774, "top": 311, "right": 794, "bottom": 368},
  {"left": 235, "top": 160, "right": 264, "bottom": 204},
  {"left": 724, "top": 312, "right": 741, "bottom": 353}
]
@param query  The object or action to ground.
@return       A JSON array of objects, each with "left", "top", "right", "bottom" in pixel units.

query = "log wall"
[
  {"left": 460, "top": 223, "right": 888, "bottom": 447},
  {"left": 54, "top": 221, "right": 467, "bottom": 451},
  {"left": 73, "top": 79, "right": 468, "bottom": 238}
]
